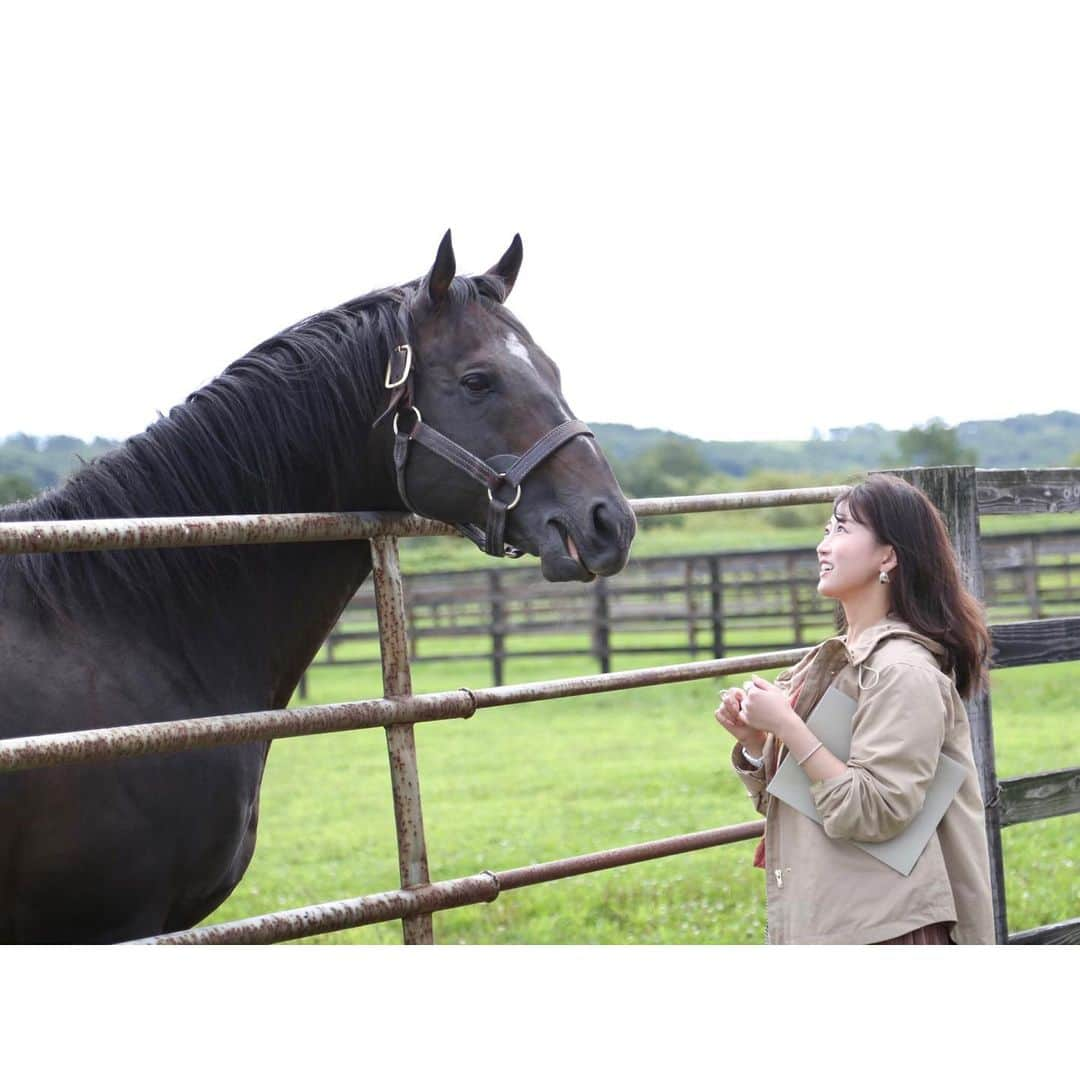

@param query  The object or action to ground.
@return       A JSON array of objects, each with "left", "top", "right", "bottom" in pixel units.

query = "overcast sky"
[{"left": 2, "top": 3, "right": 1077, "bottom": 446}]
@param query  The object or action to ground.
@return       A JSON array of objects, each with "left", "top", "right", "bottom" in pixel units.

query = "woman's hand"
[
  {"left": 740, "top": 675, "right": 800, "bottom": 738},
  {"left": 715, "top": 686, "right": 766, "bottom": 757}
]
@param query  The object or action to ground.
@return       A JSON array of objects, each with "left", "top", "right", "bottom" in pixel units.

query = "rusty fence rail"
[
  {"left": 0, "top": 488, "right": 851, "bottom": 557},
  {"left": 1, "top": 470, "right": 1078, "bottom": 945},
  {"left": 133, "top": 822, "right": 766, "bottom": 945},
  {"left": 0, "top": 649, "right": 808, "bottom": 773}
]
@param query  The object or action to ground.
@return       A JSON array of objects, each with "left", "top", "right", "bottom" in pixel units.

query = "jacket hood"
[{"left": 838, "top": 615, "right": 948, "bottom": 669}]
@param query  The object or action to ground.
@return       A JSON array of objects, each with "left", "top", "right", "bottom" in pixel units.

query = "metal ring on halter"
[
  {"left": 392, "top": 405, "right": 422, "bottom": 436},
  {"left": 487, "top": 473, "right": 522, "bottom": 510},
  {"left": 385, "top": 344, "right": 413, "bottom": 389}
]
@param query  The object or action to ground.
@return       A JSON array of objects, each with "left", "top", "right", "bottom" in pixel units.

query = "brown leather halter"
[{"left": 377, "top": 344, "right": 595, "bottom": 558}]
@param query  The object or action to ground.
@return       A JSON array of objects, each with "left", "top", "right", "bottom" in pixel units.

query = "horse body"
[
  {"left": 0, "top": 492, "right": 378, "bottom": 944},
  {"left": 0, "top": 234, "right": 635, "bottom": 942}
]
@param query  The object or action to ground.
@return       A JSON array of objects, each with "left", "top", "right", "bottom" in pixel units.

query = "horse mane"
[{"left": 1, "top": 273, "right": 515, "bottom": 624}]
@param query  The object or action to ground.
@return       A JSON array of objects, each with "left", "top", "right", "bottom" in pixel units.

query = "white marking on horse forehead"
[{"left": 503, "top": 332, "right": 535, "bottom": 369}]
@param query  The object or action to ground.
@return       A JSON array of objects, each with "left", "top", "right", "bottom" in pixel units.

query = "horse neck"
[
  {"left": 124, "top": 397, "right": 400, "bottom": 709},
  {"left": 12, "top": 343, "right": 403, "bottom": 711}
]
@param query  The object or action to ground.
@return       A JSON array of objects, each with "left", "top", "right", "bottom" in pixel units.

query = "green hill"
[
  {"left": 592, "top": 410, "right": 1079, "bottom": 477},
  {"left": 2, "top": 410, "right": 1077, "bottom": 503}
]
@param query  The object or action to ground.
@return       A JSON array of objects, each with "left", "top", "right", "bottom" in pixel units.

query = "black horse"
[{"left": 0, "top": 233, "right": 635, "bottom": 943}]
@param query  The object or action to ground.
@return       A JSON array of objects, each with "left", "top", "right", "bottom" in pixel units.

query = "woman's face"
[{"left": 816, "top": 500, "right": 896, "bottom": 601}]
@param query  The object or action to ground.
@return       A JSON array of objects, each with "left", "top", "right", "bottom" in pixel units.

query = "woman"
[{"left": 715, "top": 474, "right": 995, "bottom": 944}]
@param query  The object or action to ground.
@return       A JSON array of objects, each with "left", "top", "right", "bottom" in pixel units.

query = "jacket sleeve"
[
  {"left": 809, "top": 663, "right": 947, "bottom": 843},
  {"left": 730, "top": 735, "right": 773, "bottom": 817}
]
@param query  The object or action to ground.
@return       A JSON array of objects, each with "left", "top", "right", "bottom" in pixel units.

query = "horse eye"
[{"left": 461, "top": 372, "right": 492, "bottom": 393}]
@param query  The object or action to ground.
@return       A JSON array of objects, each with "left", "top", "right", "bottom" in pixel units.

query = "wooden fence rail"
[{"left": 304, "top": 527, "right": 1080, "bottom": 688}]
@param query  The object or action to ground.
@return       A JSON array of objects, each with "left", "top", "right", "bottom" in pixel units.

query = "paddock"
[{"left": 1, "top": 465, "right": 1077, "bottom": 944}]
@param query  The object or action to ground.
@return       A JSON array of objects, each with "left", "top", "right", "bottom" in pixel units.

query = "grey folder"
[{"left": 765, "top": 686, "right": 967, "bottom": 876}]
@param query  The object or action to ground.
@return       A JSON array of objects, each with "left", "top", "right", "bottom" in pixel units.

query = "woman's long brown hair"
[{"left": 832, "top": 474, "right": 991, "bottom": 699}]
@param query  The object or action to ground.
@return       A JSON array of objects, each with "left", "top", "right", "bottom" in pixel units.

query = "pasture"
[{"left": 208, "top": 632, "right": 1079, "bottom": 944}]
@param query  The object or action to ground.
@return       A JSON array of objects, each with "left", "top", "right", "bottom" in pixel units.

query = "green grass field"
[
  {"left": 202, "top": 506, "right": 1078, "bottom": 943},
  {"left": 206, "top": 641, "right": 1079, "bottom": 944}
]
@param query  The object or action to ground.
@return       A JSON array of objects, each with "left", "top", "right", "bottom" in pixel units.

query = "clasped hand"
[{"left": 715, "top": 675, "right": 797, "bottom": 739}]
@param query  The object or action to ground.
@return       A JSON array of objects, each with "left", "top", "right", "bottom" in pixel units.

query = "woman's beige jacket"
[{"left": 731, "top": 615, "right": 995, "bottom": 944}]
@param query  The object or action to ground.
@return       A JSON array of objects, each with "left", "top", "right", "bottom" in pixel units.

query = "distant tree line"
[
  {"left": 2, "top": 413, "right": 1078, "bottom": 512},
  {"left": 0, "top": 433, "right": 120, "bottom": 504},
  {"left": 606, "top": 414, "right": 1078, "bottom": 530},
  {"left": 0, "top": 474, "right": 34, "bottom": 506},
  {"left": 596, "top": 410, "right": 1079, "bottom": 481}
]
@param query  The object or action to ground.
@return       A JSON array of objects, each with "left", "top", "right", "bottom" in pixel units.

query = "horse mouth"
[
  {"left": 539, "top": 519, "right": 596, "bottom": 583},
  {"left": 565, "top": 530, "right": 581, "bottom": 564}
]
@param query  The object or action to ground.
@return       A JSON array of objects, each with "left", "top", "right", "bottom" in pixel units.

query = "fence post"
[
  {"left": 370, "top": 536, "right": 434, "bottom": 945},
  {"left": 786, "top": 553, "right": 803, "bottom": 646},
  {"left": 489, "top": 569, "right": 505, "bottom": 686},
  {"left": 709, "top": 556, "right": 725, "bottom": 659},
  {"left": 882, "top": 466, "right": 1009, "bottom": 944},
  {"left": 593, "top": 576, "right": 611, "bottom": 673},
  {"left": 685, "top": 561, "right": 699, "bottom": 657},
  {"left": 406, "top": 583, "right": 419, "bottom": 662},
  {"left": 1024, "top": 536, "right": 1042, "bottom": 620}
]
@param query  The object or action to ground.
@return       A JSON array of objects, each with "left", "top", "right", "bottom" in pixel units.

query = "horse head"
[{"left": 376, "top": 231, "right": 635, "bottom": 582}]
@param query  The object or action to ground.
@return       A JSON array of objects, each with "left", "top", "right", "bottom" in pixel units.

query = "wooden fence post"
[
  {"left": 786, "top": 553, "right": 803, "bottom": 646},
  {"left": 709, "top": 555, "right": 725, "bottom": 659},
  {"left": 489, "top": 569, "right": 505, "bottom": 686},
  {"left": 593, "top": 576, "right": 611, "bottom": 674},
  {"left": 882, "top": 466, "right": 1009, "bottom": 944},
  {"left": 406, "top": 582, "right": 419, "bottom": 662},
  {"left": 1024, "top": 536, "right": 1042, "bottom": 620},
  {"left": 685, "top": 561, "right": 699, "bottom": 657}
]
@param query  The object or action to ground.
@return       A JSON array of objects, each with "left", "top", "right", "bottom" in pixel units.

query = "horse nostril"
[
  {"left": 592, "top": 499, "right": 616, "bottom": 540},
  {"left": 579, "top": 497, "right": 634, "bottom": 575}
]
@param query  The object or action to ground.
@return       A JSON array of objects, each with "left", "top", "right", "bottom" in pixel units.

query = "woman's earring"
[{"left": 879, "top": 570, "right": 891, "bottom": 584}]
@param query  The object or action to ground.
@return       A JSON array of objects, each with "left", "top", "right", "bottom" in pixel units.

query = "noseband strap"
[{"left": 380, "top": 345, "right": 595, "bottom": 558}]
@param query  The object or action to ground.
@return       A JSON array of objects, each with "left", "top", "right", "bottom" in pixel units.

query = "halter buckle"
[
  {"left": 385, "top": 344, "right": 413, "bottom": 389},
  {"left": 392, "top": 405, "right": 423, "bottom": 437},
  {"left": 487, "top": 473, "right": 522, "bottom": 511}
]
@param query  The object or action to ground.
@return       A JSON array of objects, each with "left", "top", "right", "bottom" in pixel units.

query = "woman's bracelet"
[
  {"left": 797, "top": 740, "right": 824, "bottom": 766},
  {"left": 741, "top": 745, "right": 765, "bottom": 769}
]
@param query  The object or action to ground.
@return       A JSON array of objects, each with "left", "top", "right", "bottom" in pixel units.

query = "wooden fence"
[
  {"left": 304, "top": 526, "right": 1080, "bottom": 689},
  {"left": 892, "top": 468, "right": 1078, "bottom": 944}
]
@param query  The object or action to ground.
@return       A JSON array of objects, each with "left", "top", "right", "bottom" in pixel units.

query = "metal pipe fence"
[
  {"left": 135, "top": 822, "right": 765, "bottom": 945},
  {"left": 0, "top": 488, "right": 851, "bottom": 556},
  {"left": 2, "top": 471, "right": 1078, "bottom": 945}
]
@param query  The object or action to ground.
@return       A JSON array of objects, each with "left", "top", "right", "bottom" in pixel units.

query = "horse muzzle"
[{"left": 537, "top": 497, "right": 636, "bottom": 583}]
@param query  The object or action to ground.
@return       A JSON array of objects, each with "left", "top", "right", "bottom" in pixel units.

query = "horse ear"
[
  {"left": 485, "top": 234, "right": 523, "bottom": 299},
  {"left": 425, "top": 229, "right": 456, "bottom": 305}
]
